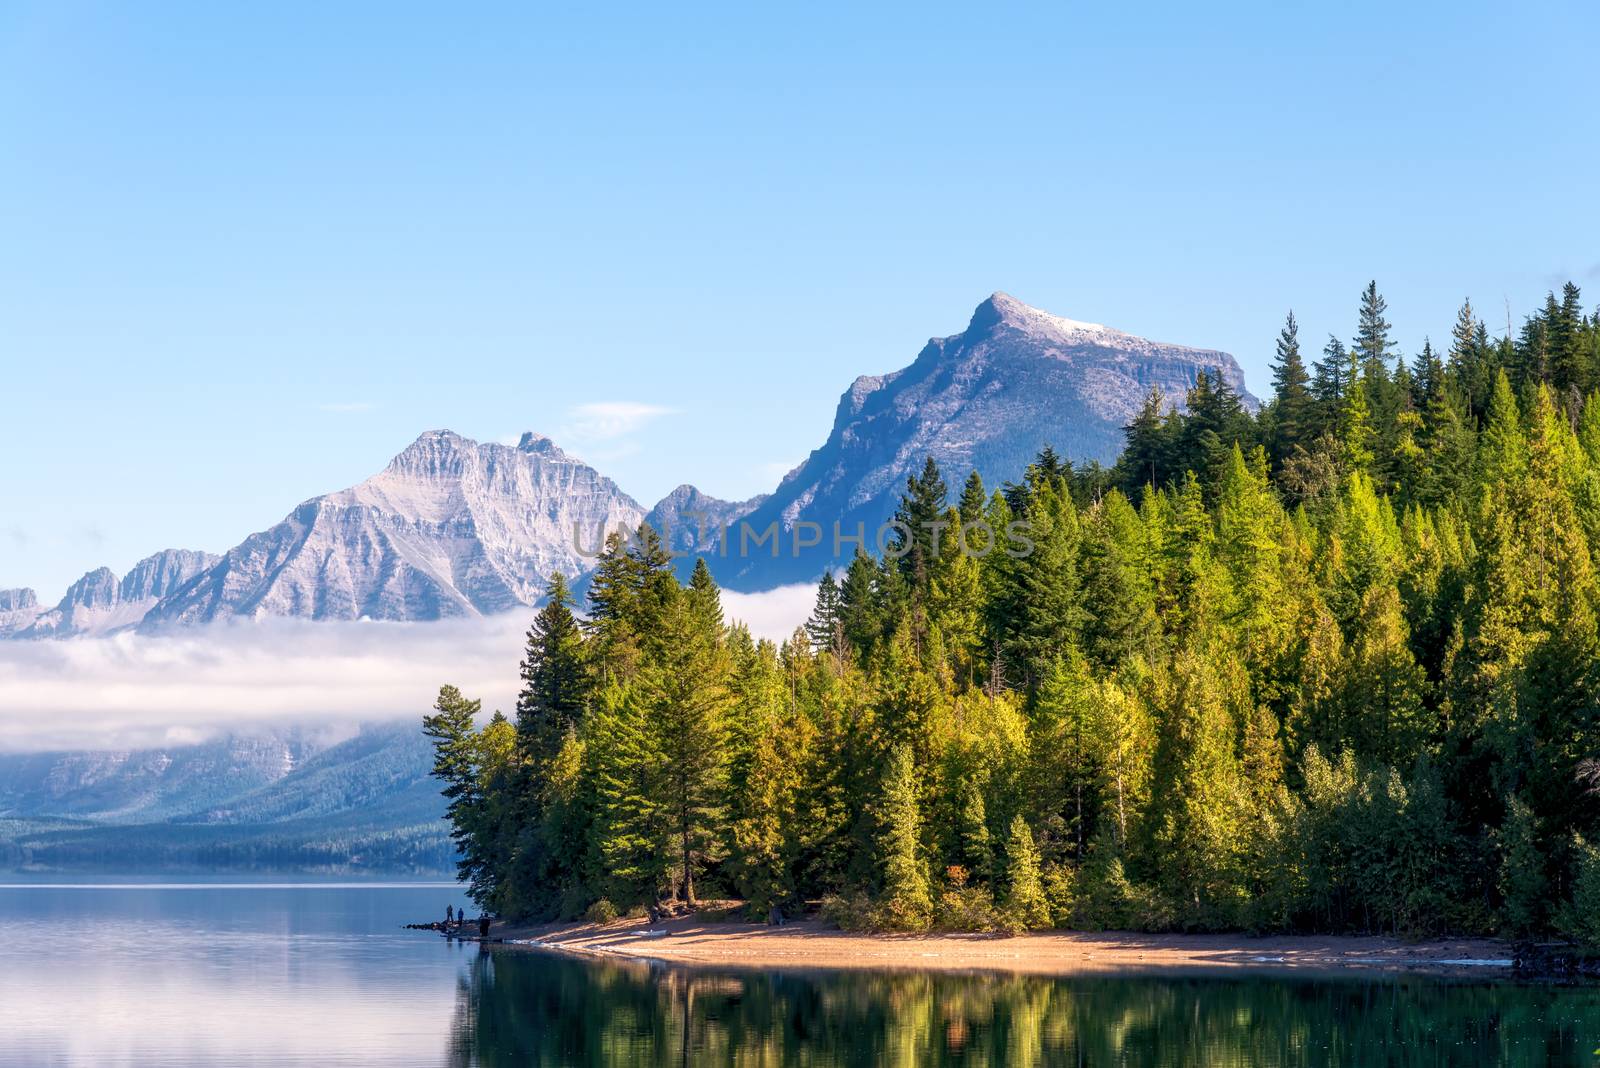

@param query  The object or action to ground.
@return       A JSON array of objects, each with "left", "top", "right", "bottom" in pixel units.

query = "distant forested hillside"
[
  {"left": 0, "top": 723, "right": 454, "bottom": 874},
  {"left": 428, "top": 281, "right": 1600, "bottom": 944}
]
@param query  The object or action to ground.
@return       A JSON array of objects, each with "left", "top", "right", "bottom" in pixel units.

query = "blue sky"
[{"left": 4, "top": 0, "right": 1599, "bottom": 599}]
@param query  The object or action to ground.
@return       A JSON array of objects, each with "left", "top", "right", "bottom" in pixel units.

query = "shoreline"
[{"left": 462, "top": 913, "right": 1520, "bottom": 979}]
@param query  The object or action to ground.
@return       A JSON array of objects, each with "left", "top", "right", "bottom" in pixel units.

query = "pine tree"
[
  {"left": 1324, "top": 470, "right": 1400, "bottom": 636},
  {"left": 1158, "top": 473, "right": 1229, "bottom": 640},
  {"left": 651, "top": 577, "right": 732, "bottom": 904},
  {"left": 585, "top": 527, "right": 675, "bottom": 678},
  {"left": 1386, "top": 406, "right": 1427, "bottom": 508},
  {"left": 1002, "top": 480, "right": 1084, "bottom": 683},
  {"left": 589, "top": 679, "right": 669, "bottom": 902},
  {"left": 1504, "top": 388, "right": 1600, "bottom": 848},
  {"left": 1002, "top": 814, "right": 1051, "bottom": 930},
  {"left": 1551, "top": 282, "right": 1589, "bottom": 396},
  {"left": 958, "top": 470, "right": 988, "bottom": 525},
  {"left": 838, "top": 549, "right": 882, "bottom": 664},
  {"left": 423, "top": 686, "right": 491, "bottom": 899},
  {"left": 1034, "top": 654, "right": 1103, "bottom": 860},
  {"left": 1268, "top": 310, "right": 1312, "bottom": 467},
  {"left": 504, "top": 573, "right": 592, "bottom": 915},
  {"left": 1342, "top": 582, "right": 1429, "bottom": 765},
  {"left": 726, "top": 638, "right": 807, "bottom": 915},
  {"left": 1216, "top": 444, "right": 1298, "bottom": 688},
  {"left": 686, "top": 557, "right": 724, "bottom": 633},
  {"left": 515, "top": 573, "right": 588, "bottom": 765},
  {"left": 1147, "top": 652, "right": 1246, "bottom": 926},
  {"left": 1177, "top": 369, "right": 1250, "bottom": 496},
  {"left": 874, "top": 556, "right": 912, "bottom": 653},
  {"left": 805, "top": 571, "right": 844, "bottom": 653},
  {"left": 1310, "top": 335, "right": 1349, "bottom": 438},
  {"left": 1476, "top": 371, "right": 1526, "bottom": 491},
  {"left": 893, "top": 456, "right": 951, "bottom": 592},
  {"left": 1412, "top": 338, "right": 1444, "bottom": 412},
  {"left": 1558, "top": 836, "right": 1600, "bottom": 949},
  {"left": 873, "top": 744, "right": 932, "bottom": 930},
  {"left": 1447, "top": 299, "right": 1497, "bottom": 420},
  {"left": 1079, "top": 491, "right": 1154, "bottom": 672},
  {"left": 1408, "top": 339, "right": 1453, "bottom": 503},
  {"left": 1514, "top": 301, "right": 1555, "bottom": 388},
  {"left": 930, "top": 502, "right": 985, "bottom": 683},
  {"left": 955, "top": 776, "right": 994, "bottom": 882},
  {"left": 1423, "top": 388, "right": 1475, "bottom": 507},
  {"left": 1498, "top": 795, "right": 1547, "bottom": 936},
  {"left": 1029, "top": 445, "right": 1069, "bottom": 489},
  {"left": 1117, "top": 388, "right": 1174, "bottom": 498},
  {"left": 1449, "top": 297, "right": 1479, "bottom": 371},
  {"left": 1338, "top": 344, "right": 1376, "bottom": 472},
  {"left": 1354, "top": 280, "right": 1398, "bottom": 376},
  {"left": 585, "top": 532, "right": 637, "bottom": 636}
]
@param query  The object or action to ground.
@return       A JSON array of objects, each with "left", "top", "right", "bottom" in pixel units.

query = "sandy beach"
[{"left": 474, "top": 912, "right": 1516, "bottom": 977}]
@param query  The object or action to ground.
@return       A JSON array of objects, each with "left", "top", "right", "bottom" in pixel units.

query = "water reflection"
[
  {"left": 455, "top": 948, "right": 1600, "bottom": 1067},
  {"left": 0, "top": 883, "right": 475, "bottom": 1068},
  {"left": 4, "top": 885, "right": 1596, "bottom": 1067}
]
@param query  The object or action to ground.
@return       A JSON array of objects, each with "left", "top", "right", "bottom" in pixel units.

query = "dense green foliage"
[{"left": 429, "top": 281, "right": 1600, "bottom": 939}]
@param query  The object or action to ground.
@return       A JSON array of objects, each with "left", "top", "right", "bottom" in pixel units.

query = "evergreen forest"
[{"left": 425, "top": 281, "right": 1600, "bottom": 941}]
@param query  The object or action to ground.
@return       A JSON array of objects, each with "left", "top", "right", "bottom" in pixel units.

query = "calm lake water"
[{"left": 2, "top": 883, "right": 1598, "bottom": 1066}]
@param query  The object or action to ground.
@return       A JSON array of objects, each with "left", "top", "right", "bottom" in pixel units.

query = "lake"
[{"left": 1, "top": 883, "right": 1597, "bottom": 1066}]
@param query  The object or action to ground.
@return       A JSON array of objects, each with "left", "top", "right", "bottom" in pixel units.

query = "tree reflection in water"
[{"left": 452, "top": 948, "right": 1600, "bottom": 1067}]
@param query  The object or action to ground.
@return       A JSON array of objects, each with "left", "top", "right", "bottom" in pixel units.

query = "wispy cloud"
[
  {"left": 0, "top": 616, "right": 525, "bottom": 752},
  {"left": 75, "top": 522, "right": 107, "bottom": 549},
  {"left": 722, "top": 583, "right": 816, "bottom": 644},
  {"left": 0, "top": 585, "right": 816, "bottom": 753},
  {"left": 318, "top": 401, "right": 376, "bottom": 414},
  {"left": 562, "top": 401, "right": 675, "bottom": 442},
  {"left": 521, "top": 401, "right": 679, "bottom": 466}
]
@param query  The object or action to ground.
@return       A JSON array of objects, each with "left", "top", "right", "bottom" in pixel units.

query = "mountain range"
[
  {"left": 0, "top": 722, "right": 451, "bottom": 874},
  {"left": 2, "top": 292, "right": 1253, "bottom": 633},
  {"left": 717, "top": 291, "right": 1251, "bottom": 586},
  {"left": 0, "top": 549, "right": 218, "bottom": 639},
  {"left": 0, "top": 292, "right": 1253, "bottom": 872}
]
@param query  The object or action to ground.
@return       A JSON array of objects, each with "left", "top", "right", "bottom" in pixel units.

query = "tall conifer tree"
[{"left": 1268, "top": 311, "right": 1312, "bottom": 467}]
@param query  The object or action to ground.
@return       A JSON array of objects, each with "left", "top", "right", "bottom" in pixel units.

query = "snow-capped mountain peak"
[
  {"left": 139, "top": 430, "right": 645, "bottom": 626},
  {"left": 717, "top": 291, "right": 1254, "bottom": 588},
  {"left": 5, "top": 293, "right": 1258, "bottom": 627},
  {"left": 975, "top": 290, "right": 1110, "bottom": 338}
]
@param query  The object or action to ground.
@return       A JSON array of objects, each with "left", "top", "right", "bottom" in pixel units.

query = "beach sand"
[{"left": 474, "top": 912, "right": 1515, "bottom": 977}]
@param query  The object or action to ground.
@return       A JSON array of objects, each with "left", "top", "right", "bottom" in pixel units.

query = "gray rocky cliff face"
[
  {"left": 19, "top": 550, "right": 218, "bottom": 638},
  {"left": 644, "top": 484, "right": 768, "bottom": 577},
  {"left": 715, "top": 291, "right": 1254, "bottom": 589},
  {"left": 0, "top": 588, "right": 41, "bottom": 637},
  {"left": 140, "top": 430, "right": 645, "bottom": 625},
  {"left": 0, "top": 588, "right": 37, "bottom": 613}
]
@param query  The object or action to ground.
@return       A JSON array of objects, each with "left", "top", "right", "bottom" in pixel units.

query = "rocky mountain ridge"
[
  {"left": 140, "top": 430, "right": 646, "bottom": 627},
  {"left": 715, "top": 291, "right": 1253, "bottom": 587},
  {"left": 6, "top": 292, "right": 1254, "bottom": 627},
  {"left": 6, "top": 550, "right": 217, "bottom": 639}
]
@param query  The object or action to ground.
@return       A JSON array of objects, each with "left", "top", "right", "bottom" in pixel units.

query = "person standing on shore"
[{"left": 446, "top": 904, "right": 454, "bottom": 926}]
